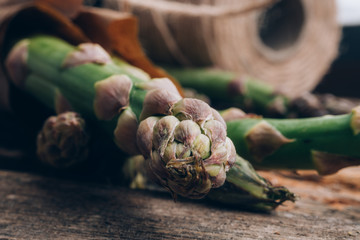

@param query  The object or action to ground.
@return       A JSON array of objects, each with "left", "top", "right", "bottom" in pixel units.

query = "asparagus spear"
[
  {"left": 112, "top": 60, "right": 360, "bottom": 175},
  {"left": 166, "top": 67, "right": 289, "bottom": 116},
  {"left": 58, "top": 51, "right": 360, "bottom": 176},
  {"left": 222, "top": 107, "right": 360, "bottom": 175},
  {"left": 166, "top": 67, "right": 359, "bottom": 117},
  {"left": 35, "top": 111, "right": 295, "bottom": 211},
  {"left": 123, "top": 154, "right": 296, "bottom": 211},
  {"left": 5, "top": 35, "right": 236, "bottom": 199}
]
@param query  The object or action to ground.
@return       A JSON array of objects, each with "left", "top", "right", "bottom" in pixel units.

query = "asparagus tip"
[
  {"left": 142, "top": 98, "right": 236, "bottom": 199},
  {"left": 37, "top": 112, "right": 89, "bottom": 168}
]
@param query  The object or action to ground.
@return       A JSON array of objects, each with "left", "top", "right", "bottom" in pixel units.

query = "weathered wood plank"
[{"left": 0, "top": 170, "right": 359, "bottom": 240}]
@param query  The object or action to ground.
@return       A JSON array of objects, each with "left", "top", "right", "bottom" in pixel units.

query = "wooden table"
[
  {"left": 0, "top": 169, "right": 359, "bottom": 239},
  {"left": 0, "top": 111, "right": 359, "bottom": 239}
]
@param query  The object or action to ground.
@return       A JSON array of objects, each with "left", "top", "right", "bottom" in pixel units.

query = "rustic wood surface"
[
  {"left": 0, "top": 111, "right": 360, "bottom": 239},
  {"left": 0, "top": 169, "right": 359, "bottom": 240}
]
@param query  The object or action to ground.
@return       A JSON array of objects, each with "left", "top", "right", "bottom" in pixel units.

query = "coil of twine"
[{"left": 103, "top": 0, "right": 341, "bottom": 97}]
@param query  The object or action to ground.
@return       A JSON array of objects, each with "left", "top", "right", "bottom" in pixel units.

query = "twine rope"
[
  {"left": 118, "top": 0, "right": 277, "bottom": 18},
  {"left": 114, "top": 0, "right": 277, "bottom": 66},
  {"left": 106, "top": 0, "right": 340, "bottom": 96}
]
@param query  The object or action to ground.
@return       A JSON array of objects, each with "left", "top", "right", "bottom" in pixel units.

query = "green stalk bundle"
[
  {"left": 4, "top": 35, "right": 296, "bottom": 209},
  {"left": 5, "top": 35, "right": 238, "bottom": 199}
]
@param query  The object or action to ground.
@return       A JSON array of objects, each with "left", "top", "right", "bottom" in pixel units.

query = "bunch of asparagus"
[
  {"left": 3, "top": 35, "right": 271, "bottom": 199},
  {"left": 6, "top": 35, "right": 360, "bottom": 211},
  {"left": 3, "top": 35, "right": 297, "bottom": 210}
]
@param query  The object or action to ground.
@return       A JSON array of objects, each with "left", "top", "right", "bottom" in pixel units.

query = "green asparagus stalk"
[
  {"left": 5, "top": 35, "right": 236, "bottom": 199},
  {"left": 166, "top": 67, "right": 359, "bottom": 117},
  {"left": 33, "top": 108, "right": 296, "bottom": 210},
  {"left": 166, "top": 67, "right": 290, "bottom": 116},
  {"left": 222, "top": 107, "right": 360, "bottom": 175},
  {"left": 35, "top": 111, "right": 295, "bottom": 211}
]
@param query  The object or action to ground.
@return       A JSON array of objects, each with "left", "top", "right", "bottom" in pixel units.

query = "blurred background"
[
  {"left": 97, "top": 0, "right": 360, "bottom": 99},
  {"left": 317, "top": 0, "right": 360, "bottom": 97}
]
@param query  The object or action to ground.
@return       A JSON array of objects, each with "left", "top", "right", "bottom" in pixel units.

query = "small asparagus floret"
[
  {"left": 5, "top": 36, "right": 236, "bottom": 199},
  {"left": 37, "top": 112, "right": 89, "bottom": 168},
  {"left": 166, "top": 67, "right": 359, "bottom": 117},
  {"left": 123, "top": 154, "right": 295, "bottom": 211},
  {"left": 223, "top": 106, "right": 360, "bottom": 175}
]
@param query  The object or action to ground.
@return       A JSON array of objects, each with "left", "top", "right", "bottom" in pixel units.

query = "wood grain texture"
[{"left": 0, "top": 170, "right": 359, "bottom": 240}]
